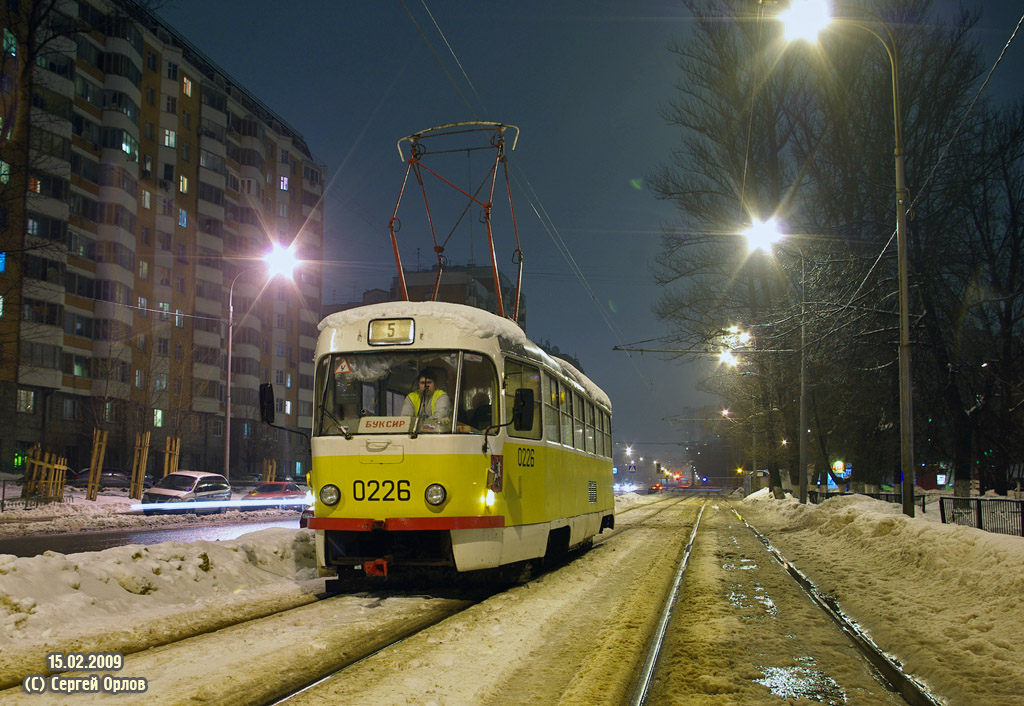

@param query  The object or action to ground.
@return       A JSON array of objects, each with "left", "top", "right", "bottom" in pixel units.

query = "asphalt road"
[{"left": 0, "top": 516, "right": 301, "bottom": 557}]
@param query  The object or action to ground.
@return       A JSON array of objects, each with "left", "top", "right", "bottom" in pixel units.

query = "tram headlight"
[
  {"left": 424, "top": 483, "right": 447, "bottom": 506},
  {"left": 319, "top": 484, "right": 341, "bottom": 506}
]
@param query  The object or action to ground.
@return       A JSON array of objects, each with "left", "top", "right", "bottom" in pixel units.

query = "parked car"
[
  {"left": 141, "top": 471, "right": 231, "bottom": 515},
  {"left": 67, "top": 467, "right": 151, "bottom": 490},
  {"left": 299, "top": 506, "right": 314, "bottom": 529},
  {"left": 648, "top": 483, "right": 663, "bottom": 493},
  {"left": 240, "top": 481, "right": 310, "bottom": 511}
]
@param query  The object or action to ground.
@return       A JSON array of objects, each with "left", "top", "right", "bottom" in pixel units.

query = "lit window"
[
  {"left": 138, "top": 295, "right": 147, "bottom": 314},
  {"left": 174, "top": 309, "right": 184, "bottom": 327},
  {"left": 154, "top": 409, "right": 164, "bottom": 427},
  {"left": 285, "top": 400, "right": 292, "bottom": 416},
  {"left": 0, "top": 160, "right": 9, "bottom": 184},
  {"left": 163, "top": 129, "right": 176, "bottom": 148},
  {"left": 279, "top": 176, "right": 288, "bottom": 191},
  {"left": 178, "top": 209, "right": 187, "bottom": 227},
  {"left": 155, "top": 373, "right": 167, "bottom": 391},
  {"left": 142, "top": 190, "right": 151, "bottom": 209},
  {"left": 3, "top": 29, "right": 15, "bottom": 57},
  {"left": 182, "top": 76, "right": 192, "bottom": 96},
  {"left": 16, "top": 389, "right": 34, "bottom": 413},
  {"left": 179, "top": 175, "right": 188, "bottom": 193},
  {"left": 158, "top": 302, "right": 169, "bottom": 320},
  {"left": 0, "top": 251, "right": 5, "bottom": 272}
]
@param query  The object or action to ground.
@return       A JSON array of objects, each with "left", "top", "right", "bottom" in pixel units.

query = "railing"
[{"left": 939, "top": 497, "right": 1024, "bottom": 537}]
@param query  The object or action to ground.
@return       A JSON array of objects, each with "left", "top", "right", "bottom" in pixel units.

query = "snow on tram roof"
[{"left": 319, "top": 301, "right": 611, "bottom": 410}]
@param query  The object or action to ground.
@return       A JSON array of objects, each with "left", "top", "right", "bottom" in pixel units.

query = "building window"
[
  {"left": 175, "top": 309, "right": 184, "bottom": 327},
  {"left": 179, "top": 175, "right": 188, "bottom": 193},
  {"left": 16, "top": 389, "right": 35, "bottom": 413},
  {"left": 62, "top": 398, "right": 81, "bottom": 420},
  {"left": 165, "top": 96, "right": 177, "bottom": 113},
  {"left": 178, "top": 209, "right": 187, "bottom": 227},
  {"left": 135, "top": 369, "right": 144, "bottom": 388},
  {"left": 165, "top": 61, "right": 178, "bottom": 79},
  {"left": 277, "top": 203, "right": 288, "bottom": 218},
  {"left": 176, "top": 276, "right": 185, "bottom": 294},
  {"left": 155, "top": 373, "right": 167, "bottom": 391},
  {"left": 154, "top": 409, "right": 164, "bottom": 427},
  {"left": 157, "top": 337, "right": 169, "bottom": 356},
  {"left": 138, "top": 295, "right": 147, "bottom": 314},
  {"left": 163, "top": 129, "right": 176, "bottom": 148},
  {"left": 279, "top": 175, "right": 288, "bottom": 191},
  {"left": 0, "top": 160, "right": 10, "bottom": 184},
  {"left": 158, "top": 302, "right": 169, "bottom": 320},
  {"left": 182, "top": 76, "right": 192, "bottom": 96}
]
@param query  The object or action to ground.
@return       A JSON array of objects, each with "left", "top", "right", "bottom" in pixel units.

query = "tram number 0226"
[
  {"left": 517, "top": 447, "right": 535, "bottom": 467},
  {"left": 353, "top": 479, "right": 411, "bottom": 501}
]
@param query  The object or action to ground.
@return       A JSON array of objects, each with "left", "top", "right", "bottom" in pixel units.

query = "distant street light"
[
  {"left": 224, "top": 244, "right": 299, "bottom": 481},
  {"left": 777, "top": 0, "right": 915, "bottom": 516}
]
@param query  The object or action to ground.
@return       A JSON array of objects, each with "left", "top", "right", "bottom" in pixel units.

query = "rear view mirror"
[
  {"left": 512, "top": 388, "right": 534, "bottom": 431},
  {"left": 259, "top": 383, "right": 276, "bottom": 424}
]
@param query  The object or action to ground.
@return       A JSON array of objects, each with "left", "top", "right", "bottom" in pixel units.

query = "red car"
[{"left": 240, "top": 482, "right": 310, "bottom": 511}]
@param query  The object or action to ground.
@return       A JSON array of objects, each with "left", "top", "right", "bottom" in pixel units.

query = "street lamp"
[
  {"left": 743, "top": 219, "right": 809, "bottom": 504},
  {"left": 223, "top": 244, "right": 299, "bottom": 481},
  {"left": 777, "top": 1, "right": 915, "bottom": 517}
]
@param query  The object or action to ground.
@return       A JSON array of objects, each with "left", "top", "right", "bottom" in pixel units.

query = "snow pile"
[{"left": 0, "top": 529, "right": 317, "bottom": 686}]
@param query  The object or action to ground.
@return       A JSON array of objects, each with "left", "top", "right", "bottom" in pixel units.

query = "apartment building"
[{"left": 0, "top": 0, "right": 324, "bottom": 480}]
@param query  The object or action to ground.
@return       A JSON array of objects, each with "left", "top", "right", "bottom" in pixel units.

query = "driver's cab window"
[{"left": 315, "top": 351, "right": 459, "bottom": 436}]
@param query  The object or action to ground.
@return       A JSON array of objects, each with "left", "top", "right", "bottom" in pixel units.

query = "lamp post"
[
  {"left": 743, "top": 219, "right": 809, "bottom": 504},
  {"left": 223, "top": 244, "right": 298, "bottom": 481},
  {"left": 777, "top": 1, "right": 914, "bottom": 516}
]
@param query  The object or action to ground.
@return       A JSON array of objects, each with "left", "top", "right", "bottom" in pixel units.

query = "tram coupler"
[{"left": 364, "top": 557, "right": 391, "bottom": 577}]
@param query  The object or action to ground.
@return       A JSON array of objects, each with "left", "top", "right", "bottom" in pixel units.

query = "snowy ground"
[{"left": 0, "top": 488, "right": 1021, "bottom": 705}]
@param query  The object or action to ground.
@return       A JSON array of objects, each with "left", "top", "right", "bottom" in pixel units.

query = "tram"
[{"left": 305, "top": 300, "right": 615, "bottom": 579}]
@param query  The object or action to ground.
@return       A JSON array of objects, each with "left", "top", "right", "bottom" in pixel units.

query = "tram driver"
[{"left": 401, "top": 368, "right": 452, "bottom": 432}]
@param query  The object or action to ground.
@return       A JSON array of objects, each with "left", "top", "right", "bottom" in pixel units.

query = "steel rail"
[
  {"left": 629, "top": 499, "right": 707, "bottom": 706},
  {"left": 732, "top": 506, "right": 943, "bottom": 706}
]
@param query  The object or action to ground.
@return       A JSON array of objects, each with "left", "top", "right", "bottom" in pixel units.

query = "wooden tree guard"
[
  {"left": 24, "top": 446, "right": 68, "bottom": 501},
  {"left": 129, "top": 431, "right": 150, "bottom": 500},
  {"left": 86, "top": 428, "right": 109, "bottom": 502},
  {"left": 261, "top": 458, "right": 277, "bottom": 483},
  {"left": 162, "top": 436, "right": 181, "bottom": 478}
]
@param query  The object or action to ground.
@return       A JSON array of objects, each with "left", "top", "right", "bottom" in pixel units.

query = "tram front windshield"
[{"left": 315, "top": 351, "right": 498, "bottom": 436}]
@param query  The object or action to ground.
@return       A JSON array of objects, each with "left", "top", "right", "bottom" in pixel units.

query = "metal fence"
[{"left": 939, "top": 497, "right": 1024, "bottom": 537}]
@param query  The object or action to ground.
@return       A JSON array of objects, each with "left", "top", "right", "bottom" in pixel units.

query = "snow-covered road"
[{"left": 2, "top": 489, "right": 1023, "bottom": 705}]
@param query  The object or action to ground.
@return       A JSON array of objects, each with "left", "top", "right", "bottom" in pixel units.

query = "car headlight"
[
  {"left": 424, "top": 483, "right": 446, "bottom": 506},
  {"left": 319, "top": 484, "right": 341, "bottom": 506}
]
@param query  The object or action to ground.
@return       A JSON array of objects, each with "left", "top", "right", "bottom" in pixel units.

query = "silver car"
[{"left": 141, "top": 471, "right": 231, "bottom": 515}]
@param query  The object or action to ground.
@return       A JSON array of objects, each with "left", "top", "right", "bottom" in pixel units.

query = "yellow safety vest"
[{"left": 409, "top": 388, "right": 445, "bottom": 416}]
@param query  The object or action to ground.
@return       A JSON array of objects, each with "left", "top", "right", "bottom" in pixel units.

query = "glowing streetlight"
[
  {"left": 778, "top": 0, "right": 832, "bottom": 42},
  {"left": 224, "top": 244, "right": 300, "bottom": 481},
  {"left": 777, "top": 0, "right": 915, "bottom": 516},
  {"left": 742, "top": 217, "right": 784, "bottom": 253}
]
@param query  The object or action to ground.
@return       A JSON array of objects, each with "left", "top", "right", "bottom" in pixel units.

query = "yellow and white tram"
[{"left": 307, "top": 300, "right": 614, "bottom": 579}]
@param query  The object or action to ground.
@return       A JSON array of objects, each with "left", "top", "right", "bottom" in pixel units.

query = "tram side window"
[
  {"left": 560, "top": 387, "right": 573, "bottom": 446},
  {"left": 504, "top": 359, "right": 542, "bottom": 440},
  {"left": 544, "top": 374, "right": 560, "bottom": 443},
  {"left": 600, "top": 410, "right": 612, "bottom": 457},
  {"left": 585, "top": 401, "right": 596, "bottom": 454},
  {"left": 573, "top": 391, "right": 586, "bottom": 449}
]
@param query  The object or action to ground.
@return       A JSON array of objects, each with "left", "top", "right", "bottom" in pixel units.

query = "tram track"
[{"left": 637, "top": 498, "right": 938, "bottom": 706}]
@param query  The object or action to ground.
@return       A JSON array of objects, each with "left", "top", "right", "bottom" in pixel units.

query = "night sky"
[{"left": 156, "top": 0, "right": 1023, "bottom": 472}]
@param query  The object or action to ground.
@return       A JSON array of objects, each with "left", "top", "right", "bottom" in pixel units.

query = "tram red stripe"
[{"left": 308, "top": 516, "right": 505, "bottom": 531}]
